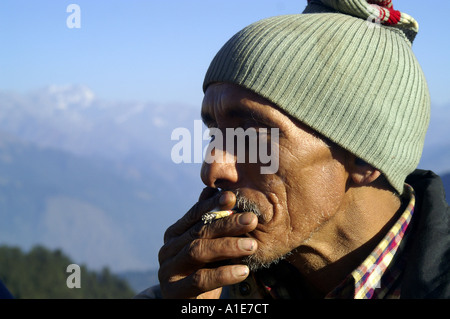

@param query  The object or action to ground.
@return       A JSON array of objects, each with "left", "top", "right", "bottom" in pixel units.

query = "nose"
[{"left": 200, "top": 146, "right": 239, "bottom": 189}]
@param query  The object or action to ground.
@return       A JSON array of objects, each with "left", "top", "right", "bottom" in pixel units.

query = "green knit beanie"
[{"left": 203, "top": 0, "right": 430, "bottom": 194}]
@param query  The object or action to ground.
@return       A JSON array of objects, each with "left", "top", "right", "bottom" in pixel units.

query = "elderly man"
[{"left": 141, "top": 0, "right": 450, "bottom": 299}]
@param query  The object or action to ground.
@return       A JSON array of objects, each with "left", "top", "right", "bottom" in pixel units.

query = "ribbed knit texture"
[{"left": 203, "top": 2, "right": 430, "bottom": 194}]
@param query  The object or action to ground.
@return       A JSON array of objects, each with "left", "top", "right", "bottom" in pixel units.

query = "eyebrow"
[{"left": 201, "top": 105, "right": 276, "bottom": 128}]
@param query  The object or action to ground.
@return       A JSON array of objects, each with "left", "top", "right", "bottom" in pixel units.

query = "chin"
[{"left": 240, "top": 248, "right": 292, "bottom": 272}]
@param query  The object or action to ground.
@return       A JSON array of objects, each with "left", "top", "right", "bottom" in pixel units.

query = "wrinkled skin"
[{"left": 158, "top": 83, "right": 398, "bottom": 298}]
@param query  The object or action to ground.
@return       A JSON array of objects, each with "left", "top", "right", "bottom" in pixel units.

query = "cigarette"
[{"left": 201, "top": 210, "right": 235, "bottom": 224}]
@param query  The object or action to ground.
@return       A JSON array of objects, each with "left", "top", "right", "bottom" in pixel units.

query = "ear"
[{"left": 348, "top": 156, "right": 381, "bottom": 186}]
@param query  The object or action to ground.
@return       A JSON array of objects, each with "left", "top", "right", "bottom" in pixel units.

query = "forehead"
[
  {"left": 202, "top": 83, "right": 336, "bottom": 149},
  {"left": 203, "top": 82, "right": 257, "bottom": 102},
  {"left": 201, "top": 83, "right": 280, "bottom": 123}
]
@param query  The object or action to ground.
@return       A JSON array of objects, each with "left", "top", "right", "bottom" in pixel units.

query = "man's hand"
[{"left": 158, "top": 187, "right": 258, "bottom": 299}]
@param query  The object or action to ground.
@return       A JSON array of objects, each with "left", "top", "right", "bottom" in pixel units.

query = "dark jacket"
[{"left": 401, "top": 170, "right": 450, "bottom": 298}]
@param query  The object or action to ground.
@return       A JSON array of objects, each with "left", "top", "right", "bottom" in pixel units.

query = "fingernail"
[
  {"left": 238, "top": 212, "right": 254, "bottom": 225},
  {"left": 238, "top": 238, "right": 255, "bottom": 251},
  {"left": 233, "top": 265, "right": 249, "bottom": 277}
]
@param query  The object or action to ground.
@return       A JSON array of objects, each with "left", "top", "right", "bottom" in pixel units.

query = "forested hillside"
[{"left": 0, "top": 245, "right": 135, "bottom": 298}]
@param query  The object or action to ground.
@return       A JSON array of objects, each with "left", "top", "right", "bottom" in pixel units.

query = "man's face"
[{"left": 200, "top": 83, "right": 350, "bottom": 270}]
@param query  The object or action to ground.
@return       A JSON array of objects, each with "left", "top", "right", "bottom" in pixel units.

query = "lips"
[{"left": 226, "top": 189, "right": 265, "bottom": 223}]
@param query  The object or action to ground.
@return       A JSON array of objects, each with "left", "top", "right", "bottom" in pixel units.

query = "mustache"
[{"left": 231, "top": 189, "right": 262, "bottom": 218}]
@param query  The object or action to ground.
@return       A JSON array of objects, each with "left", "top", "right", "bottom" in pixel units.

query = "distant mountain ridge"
[
  {"left": 441, "top": 173, "right": 450, "bottom": 200},
  {"left": 118, "top": 269, "right": 159, "bottom": 294},
  {"left": 0, "top": 85, "right": 205, "bottom": 272},
  {"left": 0, "top": 85, "right": 202, "bottom": 179},
  {"left": 418, "top": 104, "right": 450, "bottom": 174},
  {"left": 0, "top": 131, "right": 179, "bottom": 271}
]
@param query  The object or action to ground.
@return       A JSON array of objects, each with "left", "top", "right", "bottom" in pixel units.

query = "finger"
[
  {"left": 161, "top": 264, "right": 250, "bottom": 299},
  {"left": 198, "top": 186, "right": 219, "bottom": 201},
  {"left": 160, "top": 235, "right": 257, "bottom": 279},
  {"left": 163, "top": 193, "right": 220, "bottom": 243},
  {"left": 163, "top": 190, "right": 236, "bottom": 243},
  {"left": 159, "top": 212, "right": 257, "bottom": 263}
]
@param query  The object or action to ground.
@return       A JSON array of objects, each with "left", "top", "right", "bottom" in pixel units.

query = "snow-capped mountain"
[{"left": 0, "top": 85, "right": 205, "bottom": 272}]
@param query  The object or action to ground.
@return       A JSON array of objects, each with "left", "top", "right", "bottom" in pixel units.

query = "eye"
[{"left": 242, "top": 121, "right": 258, "bottom": 131}]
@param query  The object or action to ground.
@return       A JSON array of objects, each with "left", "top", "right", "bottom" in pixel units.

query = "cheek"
[
  {"left": 239, "top": 138, "right": 348, "bottom": 259},
  {"left": 286, "top": 160, "right": 348, "bottom": 240},
  {"left": 271, "top": 139, "right": 348, "bottom": 241},
  {"left": 245, "top": 173, "right": 288, "bottom": 224}
]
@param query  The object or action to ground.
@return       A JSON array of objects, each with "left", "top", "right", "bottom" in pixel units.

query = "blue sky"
[{"left": 1, "top": 0, "right": 450, "bottom": 108}]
